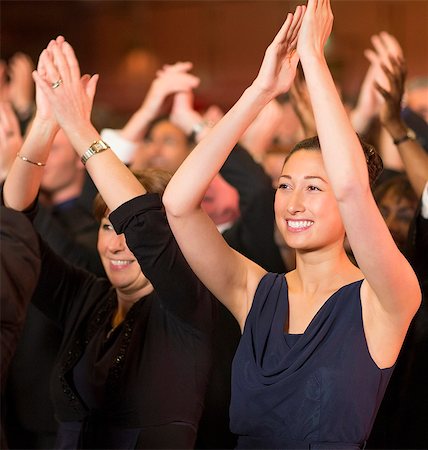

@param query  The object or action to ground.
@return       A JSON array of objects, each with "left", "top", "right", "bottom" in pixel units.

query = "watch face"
[{"left": 93, "top": 141, "right": 107, "bottom": 152}]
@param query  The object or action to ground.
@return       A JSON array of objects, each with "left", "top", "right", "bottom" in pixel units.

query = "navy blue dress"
[{"left": 230, "top": 273, "right": 394, "bottom": 449}]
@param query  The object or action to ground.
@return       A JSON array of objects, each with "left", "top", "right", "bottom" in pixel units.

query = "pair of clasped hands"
[{"left": 30, "top": 0, "right": 333, "bottom": 146}]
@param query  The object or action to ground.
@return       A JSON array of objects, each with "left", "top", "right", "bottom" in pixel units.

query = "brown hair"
[
  {"left": 93, "top": 168, "right": 172, "bottom": 221},
  {"left": 283, "top": 135, "right": 383, "bottom": 186},
  {"left": 373, "top": 174, "right": 418, "bottom": 207}
]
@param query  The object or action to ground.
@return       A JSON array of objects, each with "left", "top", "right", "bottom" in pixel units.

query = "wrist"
[
  {"left": 299, "top": 51, "right": 326, "bottom": 67},
  {"left": 384, "top": 121, "right": 408, "bottom": 140},
  {"left": 246, "top": 83, "right": 276, "bottom": 106},
  {"left": 31, "top": 115, "right": 59, "bottom": 136},
  {"left": 188, "top": 120, "right": 213, "bottom": 143},
  {"left": 64, "top": 123, "right": 101, "bottom": 158}
]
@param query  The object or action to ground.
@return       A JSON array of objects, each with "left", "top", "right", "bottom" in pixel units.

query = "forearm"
[
  {"left": 301, "top": 54, "right": 370, "bottom": 196},
  {"left": 164, "top": 85, "right": 273, "bottom": 215},
  {"left": 3, "top": 117, "right": 56, "bottom": 211},
  {"left": 383, "top": 121, "right": 428, "bottom": 198},
  {"left": 120, "top": 107, "right": 155, "bottom": 142},
  {"left": 350, "top": 105, "right": 375, "bottom": 136},
  {"left": 61, "top": 121, "right": 146, "bottom": 212}
]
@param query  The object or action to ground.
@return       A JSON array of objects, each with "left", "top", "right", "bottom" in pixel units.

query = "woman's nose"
[
  {"left": 287, "top": 191, "right": 305, "bottom": 214},
  {"left": 108, "top": 233, "right": 126, "bottom": 252}
]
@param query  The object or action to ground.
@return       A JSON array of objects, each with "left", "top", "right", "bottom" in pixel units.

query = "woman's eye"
[
  {"left": 102, "top": 223, "right": 113, "bottom": 231},
  {"left": 278, "top": 183, "right": 291, "bottom": 190},
  {"left": 308, "top": 185, "right": 321, "bottom": 191}
]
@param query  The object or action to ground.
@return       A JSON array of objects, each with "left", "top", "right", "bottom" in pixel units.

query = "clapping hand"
[
  {"left": 32, "top": 36, "right": 99, "bottom": 135},
  {"left": 252, "top": 4, "right": 306, "bottom": 98}
]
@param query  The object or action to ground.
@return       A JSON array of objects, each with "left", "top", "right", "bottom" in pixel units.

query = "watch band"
[
  {"left": 81, "top": 140, "right": 110, "bottom": 165},
  {"left": 392, "top": 129, "right": 416, "bottom": 146}
]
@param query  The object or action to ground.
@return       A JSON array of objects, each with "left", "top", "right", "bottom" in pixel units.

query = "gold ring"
[{"left": 51, "top": 79, "right": 63, "bottom": 89}]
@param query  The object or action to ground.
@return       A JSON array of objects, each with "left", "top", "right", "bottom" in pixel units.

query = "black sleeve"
[
  {"left": 0, "top": 186, "right": 107, "bottom": 329},
  {"left": 33, "top": 205, "right": 105, "bottom": 277},
  {"left": 0, "top": 207, "right": 41, "bottom": 388},
  {"left": 221, "top": 144, "right": 287, "bottom": 273},
  {"left": 30, "top": 236, "right": 107, "bottom": 330},
  {"left": 109, "top": 194, "right": 216, "bottom": 332}
]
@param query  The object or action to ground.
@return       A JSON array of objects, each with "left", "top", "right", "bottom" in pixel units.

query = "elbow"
[
  {"left": 162, "top": 187, "right": 178, "bottom": 217},
  {"left": 162, "top": 186, "right": 192, "bottom": 219},
  {"left": 334, "top": 178, "right": 372, "bottom": 204}
]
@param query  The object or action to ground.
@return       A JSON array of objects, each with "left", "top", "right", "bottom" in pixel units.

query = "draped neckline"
[{"left": 278, "top": 276, "right": 364, "bottom": 340}]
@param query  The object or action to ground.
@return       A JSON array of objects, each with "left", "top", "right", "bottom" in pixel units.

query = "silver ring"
[{"left": 51, "top": 79, "right": 63, "bottom": 89}]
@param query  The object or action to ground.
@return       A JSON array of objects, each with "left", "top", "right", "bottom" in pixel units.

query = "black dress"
[
  {"left": 17, "top": 194, "right": 217, "bottom": 449},
  {"left": 230, "top": 273, "right": 394, "bottom": 449}
]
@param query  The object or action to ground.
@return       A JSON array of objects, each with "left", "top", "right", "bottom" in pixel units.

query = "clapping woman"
[{"left": 163, "top": 1, "right": 421, "bottom": 448}]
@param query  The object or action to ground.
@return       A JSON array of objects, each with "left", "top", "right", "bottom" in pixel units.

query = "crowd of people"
[{"left": 0, "top": 1, "right": 427, "bottom": 449}]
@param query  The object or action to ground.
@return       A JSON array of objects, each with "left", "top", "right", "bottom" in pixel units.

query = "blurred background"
[{"left": 2, "top": 0, "right": 428, "bottom": 121}]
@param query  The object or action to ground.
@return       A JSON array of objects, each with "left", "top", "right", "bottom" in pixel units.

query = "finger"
[
  {"left": 374, "top": 81, "right": 390, "bottom": 101},
  {"left": 306, "top": 0, "right": 317, "bottom": 13},
  {"left": 62, "top": 40, "right": 81, "bottom": 83},
  {"left": 42, "top": 45, "right": 62, "bottom": 85},
  {"left": 85, "top": 74, "right": 99, "bottom": 104},
  {"left": 36, "top": 49, "right": 49, "bottom": 79},
  {"left": 379, "top": 31, "right": 403, "bottom": 59},
  {"left": 32, "top": 69, "right": 55, "bottom": 103},
  {"left": 289, "top": 5, "right": 306, "bottom": 49},
  {"left": 371, "top": 34, "right": 392, "bottom": 70},
  {"left": 364, "top": 48, "right": 380, "bottom": 66},
  {"left": 388, "top": 57, "right": 406, "bottom": 93},
  {"left": 163, "top": 61, "right": 193, "bottom": 73},
  {"left": 286, "top": 5, "right": 304, "bottom": 46},
  {"left": 272, "top": 13, "right": 294, "bottom": 47},
  {"left": 50, "top": 39, "right": 71, "bottom": 84}
]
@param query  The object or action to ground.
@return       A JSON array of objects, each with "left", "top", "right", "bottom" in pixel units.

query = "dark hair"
[
  {"left": 373, "top": 174, "right": 418, "bottom": 207},
  {"left": 93, "top": 168, "right": 172, "bottom": 222},
  {"left": 283, "top": 135, "right": 383, "bottom": 186}
]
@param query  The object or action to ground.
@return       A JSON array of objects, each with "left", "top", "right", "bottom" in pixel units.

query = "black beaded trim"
[
  {"left": 105, "top": 299, "right": 144, "bottom": 393},
  {"left": 58, "top": 290, "right": 117, "bottom": 411}
]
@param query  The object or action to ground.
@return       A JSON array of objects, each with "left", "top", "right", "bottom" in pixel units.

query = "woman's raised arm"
[
  {"left": 3, "top": 44, "right": 60, "bottom": 211},
  {"left": 163, "top": 6, "right": 305, "bottom": 327},
  {"left": 31, "top": 37, "right": 146, "bottom": 212},
  {"left": 297, "top": 0, "right": 420, "bottom": 349}
]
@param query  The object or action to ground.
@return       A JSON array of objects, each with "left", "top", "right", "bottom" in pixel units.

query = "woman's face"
[
  {"left": 378, "top": 187, "right": 417, "bottom": 252},
  {"left": 97, "top": 217, "right": 151, "bottom": 297},
  {"left": 274, "top": 150, "right": 345, "bottom": 251}
]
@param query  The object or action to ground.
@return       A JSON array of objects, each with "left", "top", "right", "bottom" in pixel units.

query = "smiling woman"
[
  {"left": 1, "top": 37, "right": 220, "bottom": 449},
  {"left": 162, "top": 1, "right": 421, "bottom": 447}
]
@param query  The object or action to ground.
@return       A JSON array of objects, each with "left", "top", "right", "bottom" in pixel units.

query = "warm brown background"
[{"left": 2, "top": 0, "right": 428, "bottom": 120}]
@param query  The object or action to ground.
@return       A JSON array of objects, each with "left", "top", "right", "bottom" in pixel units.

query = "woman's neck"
[
  {"left": 289, "top": 245, "right": 362, "bottom": 294},
  {"left": 114, "top": 283, "right": 154, "bottom": 326}
]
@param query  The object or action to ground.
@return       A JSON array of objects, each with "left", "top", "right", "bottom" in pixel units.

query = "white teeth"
[
  {"left": 287, "top": 220, "right": 313, "bottom": 229},
  {"left": 111, "top": 260, "right": 132, "bottom": 266}
]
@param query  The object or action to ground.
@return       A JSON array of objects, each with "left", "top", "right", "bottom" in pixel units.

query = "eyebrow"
[{"left": 279, "top": 175, "right": 328, "bottom": 183}]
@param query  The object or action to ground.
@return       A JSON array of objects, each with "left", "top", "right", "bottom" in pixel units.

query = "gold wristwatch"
[{"left": 81, "top": 140, "right": 110, "bottom": 165}]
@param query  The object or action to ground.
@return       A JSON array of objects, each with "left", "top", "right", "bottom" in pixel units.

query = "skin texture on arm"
[
  {"left": 163, "top": 7, "right": 305, "bottom": 327},
  {"left": 297, "top": 0, "right": 420, "bottom": 365}
]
